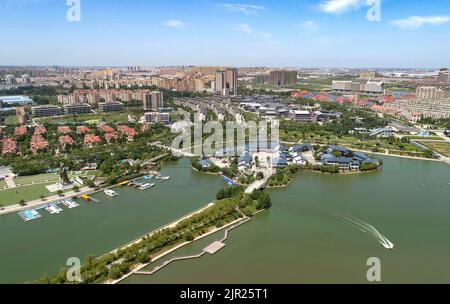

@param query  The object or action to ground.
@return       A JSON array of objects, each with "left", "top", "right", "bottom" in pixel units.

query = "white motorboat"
[
  {"left": 139, "top": 183, "right": 155, "bottom": 190},
  {"left": 104, "top": 189, "right": 119, "bottom": 197}
]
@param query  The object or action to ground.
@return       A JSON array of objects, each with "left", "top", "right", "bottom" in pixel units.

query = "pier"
[{"left": 127, "top": 216, "right": 251, "bottom": 279}]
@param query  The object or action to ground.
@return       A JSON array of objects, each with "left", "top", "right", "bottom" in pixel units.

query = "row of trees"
[
  {"left": 1, "top": 124, "right": 175, "bottom": 178},
  {"left": 35, "top": 186, "right": 272, "bottom": 284}
]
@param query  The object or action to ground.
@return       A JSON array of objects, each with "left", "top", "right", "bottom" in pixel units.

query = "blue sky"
[{"left": 1, "top": 0, "right": 449, "bottom": 68}]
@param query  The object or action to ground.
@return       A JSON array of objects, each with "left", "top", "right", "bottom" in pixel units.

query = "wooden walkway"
[{"left": 132, "top": 216, "right": 251, "bottom": 277}]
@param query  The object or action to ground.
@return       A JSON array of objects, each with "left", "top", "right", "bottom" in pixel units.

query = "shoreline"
[
  {"left": 108, "top": 208, "right": 266, "bottom": 284},
  {"left": 108, "top": 215, "right": 250, "bottom": 284},
  {"left": 348, "top": 148, "right": 441, "bottom": 162},
  {"left": 267, "top": 167, "right": 381, "bottom": 189},
  {"left": 280, "top": 140, "right": 443, "bottom": 163},
  {"left": 99, "top": 201, "right": 217, "bottom": 259},
  {"left": 0, "top": 173, "right": 170, "bottom": 218},
  {"left": 0, "top": 154, "right": 173, "bottom": 217},
  {"left": 0, "top": 186, "right": 96, "bottom": 217},
  {"left": 191, "top": 166, "right": 249, "bottom": 187}
]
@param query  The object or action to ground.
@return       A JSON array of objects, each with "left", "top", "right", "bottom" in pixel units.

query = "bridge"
[{"left": 245, "top": 173, "right": 271, "bottom": 194}]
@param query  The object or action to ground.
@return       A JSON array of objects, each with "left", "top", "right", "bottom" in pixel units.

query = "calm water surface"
[
  {"left": 123, "top": 156, "right": 450, "bottom": 284},
  {"left": 0, "top": 158, "right": 225, "bottom": 283}
]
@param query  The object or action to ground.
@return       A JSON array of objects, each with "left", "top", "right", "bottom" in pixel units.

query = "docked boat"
[
  {"left": 46, "top": 205, "right": 63, "bottom": 214},
  {"left": 139, "top": 183, "right": 155, "bottom": 190},
  {"left": 157, "top": 176, "right": 170, "bottom": 181},
  {"left": 104, "top": 189, "right": 119, "bottom": 197},
  {"left": 63, "top": 199, "right": 79, "bottom": 209}
]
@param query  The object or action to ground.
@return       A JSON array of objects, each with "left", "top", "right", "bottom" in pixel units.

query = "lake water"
[
  {"left": 0, "top": 158, "right": 226, "bottom": 283},
  {"left": 122, "top": 156, "right": 450, "bottom": 284}
]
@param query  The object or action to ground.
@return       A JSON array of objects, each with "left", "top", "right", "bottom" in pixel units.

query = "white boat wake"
[{"left": 281, "top": 204, "right": 394, "bottom": 251}]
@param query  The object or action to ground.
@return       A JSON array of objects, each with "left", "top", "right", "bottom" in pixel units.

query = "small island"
[{"left": 191, "top": 143, "right": 382, "bottom": 189}]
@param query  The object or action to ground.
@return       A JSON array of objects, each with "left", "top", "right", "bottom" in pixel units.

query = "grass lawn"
[
  {"left": 416, "top": 141, "right": 450, "bottom": 157},
  {"left": 14, "top": 173, "right": 59, "bottom": 186},
  {"left": 0, "top": 183, "right": 53, "bottom": 206},
  {"left": 13, "top": 171, "right": 99, "bottom": 187},
  {"left": 5, "top": 115, "right": 18, "bottom": 125}
]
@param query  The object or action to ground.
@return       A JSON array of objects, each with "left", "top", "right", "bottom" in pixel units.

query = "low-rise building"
[
  {"left": 104, "top": 132, "right": 118, "bottom": 143},
  {"left": 59, "top": 135, "right": 75, "bottom": 146},
  {"left": 290, "top": 110, "right": 316, "bottom": 123},
  {"left": 34, "top": 126, "right": 47, "bottom": 135},
  {"left": 144, "top": 112, "right": 170, "bottom": 125},
  {"left": 84, "top": 134, "right": 102, "bottom": 147},
  {"left": 1, "top": 138, "right": 17, "bottom": 155},
  {"left": 99, "top": 125, "right": 115, "bottom": 133},
  {"left": 64, "top": 103, "right": 92, "bottom": 115},
  {"left": 58, "top": 126, "right": 72, "bottom": 134},
  {"left": 14, "top": 126, "right": 27, "bottom": 136},
  {"left": 117, "top": 125, "right": 138, "bottom": 140},
  {"left": 272, "top": 157, "right": 288, "bottom": 169},
  {"left": 98, "top": 101, "right": 124, "bottom": 112},
  {"left": 30, "top": 135, "right": 48, "bottom": 154},
  {"left": 31, "top": 105, "right": 62, "bottom": 117},
  {"left": 198, "top": 159, "right": 212, "bottom": 169},
  {"left": 76, "top": 126, "right": 91, "bottom": 134}
]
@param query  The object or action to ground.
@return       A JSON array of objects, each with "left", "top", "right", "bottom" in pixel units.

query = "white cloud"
[
  {"left": 221, "top": 3, "right": 265, "bottom": 15},
  {"left": 319, "top": 0, "right": 361, "bottom": 14},
  {"left": 163, "top": 20, "right": 189, "bottom": 29},
  {"left": 234, "top": 24, "right": 272, "bottom": 40},
  {"left": 299, "top": 20, "right": 320, "bottom": 31},
  {"left": 391, "top": 16, "right": 450, "bottom": 30},
  {"left": 235, "top": 24, "right": 254, "bottom": 34}
]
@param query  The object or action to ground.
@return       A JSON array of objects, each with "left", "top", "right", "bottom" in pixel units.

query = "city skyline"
[{"left": 1, "top": 0, "right": 450, "bottom": 68}]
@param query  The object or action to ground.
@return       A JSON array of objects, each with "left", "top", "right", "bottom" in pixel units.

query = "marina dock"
[
  {"left": 15, "top": 173, "right": 171, "bottom": 223},
  {"left": 18, "top": 199, "right": 79, "bottom": 221},
  {"left": 131, "top": 217, "right": 250, "bottom": 278}
]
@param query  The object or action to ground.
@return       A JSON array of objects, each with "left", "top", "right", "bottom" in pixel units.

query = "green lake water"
[
  {"left": 0, "top": 158, "right": 225, "bottom": 283},
  {"left": 1, "top": 156, "right": 449, "bottom": 284},
  {"left": 122, "top": 156, "right": 450, "bottom": 284}
]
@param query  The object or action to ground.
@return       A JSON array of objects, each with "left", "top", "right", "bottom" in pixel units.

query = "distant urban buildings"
[
  {"left": 143, "top": 91, "right": 163, "bottom": 111},
  {"left": 359, "top": 71, "right": 377, "bottom": 80},
  {"left": 332, "top": 80, "right": 385, "bottom": 96},
  {"left": 416, "top": 86, "right": 446, "bottom": 100},
  {"left": 269, "top": 70, "right": 298, "bottom": 86},
  {"left": 5, "top": 75, "right": 16, "bottom": 85},
  {"left": 438, "top": 68, "right": 450, "bottom": 84},
  {"left": 0, "top": 96, "right": 34, "bottom": 106},
  {"left": 387, "top": 86, "right": 450, "bottom": 121},
  {"left": 215, "top": 68, "right": 238, "bottom": 96}
]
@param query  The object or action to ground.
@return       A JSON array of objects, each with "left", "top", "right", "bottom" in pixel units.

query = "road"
[
  {"left": 245, "top": 177, "right": 269, "bottom": 194},
  {"left": 0, "top": 186, "right": 92, "bottom": 216},
  {"left": 435, "top": 132, "right": 450, "bottom": 144}
]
